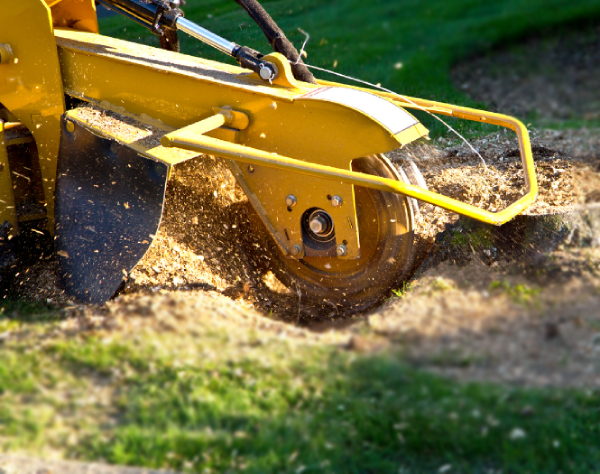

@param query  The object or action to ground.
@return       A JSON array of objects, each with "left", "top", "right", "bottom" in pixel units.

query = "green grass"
[
  {"left": 489, "top": 280, "right": 541, "bottom": 307},
  {"left": 99, "top": 0, "right": 600, "bottom": 134},
  {"left": 0, "top": 298, "right": 61, "bottom": 323},
  {"left": 1, "top": 321, "right": 600, "bottom": 473}
]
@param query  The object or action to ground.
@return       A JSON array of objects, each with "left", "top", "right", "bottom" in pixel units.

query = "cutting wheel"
[{"left": 250, "top": 154, "right": 416, "bottom": 312}]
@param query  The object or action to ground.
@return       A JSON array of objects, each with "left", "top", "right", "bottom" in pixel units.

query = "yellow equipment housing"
[{"left": 0, "top": 0, "right": 537, "bottom": 308}]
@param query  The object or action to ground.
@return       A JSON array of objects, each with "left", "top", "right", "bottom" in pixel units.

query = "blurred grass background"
[
  {"left": 99, "top": 0, "right": 600, "bottom": 134},
  {"left": 1, "top": 312, "right": 599, "bottom": 473}
]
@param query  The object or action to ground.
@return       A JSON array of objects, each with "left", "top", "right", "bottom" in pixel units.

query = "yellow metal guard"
[{"left": 162, "top": 96, "right": 537, "bottom": 227}]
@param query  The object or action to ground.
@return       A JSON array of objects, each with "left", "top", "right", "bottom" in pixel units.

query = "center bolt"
[
  {"left": 330, "top": 195, "right": 343, "bottom": 207},
  {"left": 309, "top": 215, "right": 329, "bottom": 235},
  {"left": 304, "top": 209, "right": 334, "bottom": 241}
]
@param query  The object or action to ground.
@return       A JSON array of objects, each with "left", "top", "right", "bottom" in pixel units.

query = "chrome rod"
[{"left": 176, "top": 17, "right": 237, "bottom": 56}]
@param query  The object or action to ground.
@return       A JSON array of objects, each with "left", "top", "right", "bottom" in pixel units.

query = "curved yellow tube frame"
[{"left": 162, "top": 96, "right": 537, "bottom": 227}]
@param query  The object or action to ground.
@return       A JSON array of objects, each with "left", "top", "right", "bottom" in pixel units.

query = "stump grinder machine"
[{"left": 0, "top": 0, "right": 538, "bottom": 309}]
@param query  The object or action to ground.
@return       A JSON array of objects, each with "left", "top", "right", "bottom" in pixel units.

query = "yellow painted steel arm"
[
  {"left": 316, "top": 80, "right": 539, "bottom": 223},
  {"left": 162, "top": 109, "right": 536, "bottom": 226}
]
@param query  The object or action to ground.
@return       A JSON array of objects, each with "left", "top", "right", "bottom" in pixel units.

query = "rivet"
[{"left": 66, "top": 120, "right": 75, "bottom": 133}]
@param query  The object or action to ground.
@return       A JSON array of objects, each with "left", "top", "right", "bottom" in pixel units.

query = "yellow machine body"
[
  {"left": 0, "top": 0, "right": 538, "bottom": 305},
  {"left": 0, "top": 0, "right": 69, "bottom": 233},
  {"left": 52, "top": 27, "right": 429, "bottom": 260}
]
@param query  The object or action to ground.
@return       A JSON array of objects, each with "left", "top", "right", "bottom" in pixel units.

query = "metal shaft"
[{"left": 176, "top": 17, "right": 238, "bottom": 56}]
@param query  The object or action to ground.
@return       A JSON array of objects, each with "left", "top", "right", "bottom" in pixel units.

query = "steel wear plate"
[{"left": 55, "top": 116, "right": 168, "bottom": 304}]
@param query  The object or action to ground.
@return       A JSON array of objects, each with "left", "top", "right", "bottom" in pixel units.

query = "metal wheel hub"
[
  {"left": 304, "top": 208, "right": 335, "bottom": 242},
  {"left": 252, "top": 154, "right": 418, "bottom": 312}
]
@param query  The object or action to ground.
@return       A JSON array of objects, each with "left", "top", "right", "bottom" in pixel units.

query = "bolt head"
[
  {"left": 291, "top": 244, "right": 302, "bottom": 256},
  {"left": 309, "top": 216, "right": 326, "bottom": 234},
  {"left": 66, "top": 120, "right": 75, "bottom": 133},
  {"left": 336, "top": 244, "right": 348, "bottom": 257},
  {"left": 331, "top": 195, "right": 343, "bottom": 207},
  {"left": 285, "top": 194, "right": 297, "bottom": 207}
]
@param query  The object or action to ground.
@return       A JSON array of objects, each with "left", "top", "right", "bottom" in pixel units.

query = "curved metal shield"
[{"left": 55, "top": 117, "right": 168, "bottom": 304}]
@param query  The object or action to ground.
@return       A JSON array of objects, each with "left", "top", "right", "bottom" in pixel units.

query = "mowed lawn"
[{"left": 1, "top": 307, "right": 599, "bottom": 473}]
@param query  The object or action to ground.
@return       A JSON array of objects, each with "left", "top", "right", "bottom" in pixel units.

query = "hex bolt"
[
  {"left": 336, "top": 244, "right": 348, "bottom": 257},
  {"left": 248, "top": 165, "right": 254, "bottom": 173},
  {"left": 309, "top": 215, "right": 328, "bottom": 234},
  {"left": 331, "top": 195, "right": 343, "bottom": 207},
  {"left": 285, "top": 194, "right": 297, "bottom": 207},
  {"left": 291, "top": 244, "right": 302, "bottom": 256}
]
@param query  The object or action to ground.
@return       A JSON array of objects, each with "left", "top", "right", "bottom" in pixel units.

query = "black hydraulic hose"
[{"left": 232, "top": 0, "right": 316, "bottom": 84}]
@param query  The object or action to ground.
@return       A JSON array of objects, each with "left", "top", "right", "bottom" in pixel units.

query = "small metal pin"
[{"left": 259, "top": 63, "right": 277, "bottom": 82}]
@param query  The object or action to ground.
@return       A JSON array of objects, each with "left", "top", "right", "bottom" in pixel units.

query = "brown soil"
[
  {"left": 10, "top": 124, "right": 600, "bottom": 388},
  {"left": 6, "top": 27, "right": 600, "bottom": 390}
]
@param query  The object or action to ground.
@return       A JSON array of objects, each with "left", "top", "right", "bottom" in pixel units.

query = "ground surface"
[
  {"left": 16, "top": 125, "right": 599, "bottom": 388},
  {"left": 3, "top": 18, "right": 600, "bottom": 474},
  {"left": 10, "top": 24, "right": 600, "bottom": 389},
  {"left": 0, "top": 456, "right": 175, "bottom": 474}
]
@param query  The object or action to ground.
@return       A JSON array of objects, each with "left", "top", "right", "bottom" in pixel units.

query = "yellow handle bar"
[{"left": 162, "top": 98, "right": 537, "bottom": 227}]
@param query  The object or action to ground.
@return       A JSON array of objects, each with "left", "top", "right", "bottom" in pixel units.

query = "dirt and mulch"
[
  {"left": 354, "top": 119, "right": 600, "bottom": 387},
  {"left": 9, "top": 123, "right": 600, "bottom": 388},
  {"left": 6, "top": 22, "right": 600, "bottom": 393}
]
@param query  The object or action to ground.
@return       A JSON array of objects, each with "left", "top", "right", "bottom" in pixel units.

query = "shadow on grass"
[
  {"left": 33, "top": 337, "right": 599, "bottom": 474},
  {"left": 0, "top": 298, "right": 61, "bottom": 324}
]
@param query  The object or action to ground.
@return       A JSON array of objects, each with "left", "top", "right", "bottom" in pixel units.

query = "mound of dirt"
[
  {"left": 9, "top": 125, "right": 598, "bottom": 310},
  {"left": 7, "top": 124, "right": 600, "bottom": 390},
  {"left": 5, "top": 23, "right": 600, "bottom": 389}
]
